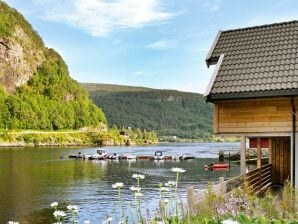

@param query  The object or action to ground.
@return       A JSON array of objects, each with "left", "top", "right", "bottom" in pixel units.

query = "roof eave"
[
  {"left": 206, "top": 89, "right": 298, "bottom": 102},
  {"left": 205, "top": 30, "right": 222, "bottom": 67},
  {"left": 204, "top": 54, "right": 225, "bottom": 100}
]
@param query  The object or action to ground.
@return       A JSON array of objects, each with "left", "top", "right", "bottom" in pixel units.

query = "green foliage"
[
  {"left": 1, "top": 127, "right": 157, "bottom": 146},
  {"left": 0, "top": 50, "right": 106, "bottom": 130},
  {"left": 82, "top": 83, "right": 213, "bottom": 140},
  {"left": 0, "top": 2, "right": 106, "bottom": 131},
  {"left": 0, "top": 1, "right": 44, "bottom": 46}
]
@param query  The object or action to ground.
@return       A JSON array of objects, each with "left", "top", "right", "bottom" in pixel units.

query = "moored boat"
[
  {"left": 204, "top": 163, "right": 230, "bottom": 170},
  {"left": 152, "top": 151, "right": 165, "bottom": 160},
  {"left": 89, "top": 150, "right": 107, "bottom": 160}
]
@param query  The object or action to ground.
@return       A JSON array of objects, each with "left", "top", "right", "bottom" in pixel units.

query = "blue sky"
[{"left": 4, "top": 0, "right": 298, "bottom": 93}]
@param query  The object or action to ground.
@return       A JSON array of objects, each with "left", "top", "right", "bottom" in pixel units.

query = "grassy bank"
[{"left": 0, "top": 128, "right": 158, "bottom": 147}]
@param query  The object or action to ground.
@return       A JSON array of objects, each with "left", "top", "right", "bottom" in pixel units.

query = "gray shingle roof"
[{"left": 205, "top": 20, "right": 298, "bottom": 101}]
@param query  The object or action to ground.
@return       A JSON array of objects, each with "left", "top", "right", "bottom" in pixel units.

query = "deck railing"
[
  {"left": 187, "top": 164, "right": 272, "bottom": 210},
  {"left": 245, "top": 163, "right": 272, "bottom": 193},
  {"left": 187, "top": 175, "right": 244, "bottom": 210}
]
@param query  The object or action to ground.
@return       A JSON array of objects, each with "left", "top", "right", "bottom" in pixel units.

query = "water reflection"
[{"left": 0, "top": 143, "right": 240, "bottom": 223}]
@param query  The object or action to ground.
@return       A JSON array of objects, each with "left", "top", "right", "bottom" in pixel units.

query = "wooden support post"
[
  {"left": 219, "top": 177, "right": 226, "bottom": 195},
  {"left": 268, "top": 138, "right": 272, "bottom": 164},
  {"left": 187, "top": 186, "right": 195, "bottom": 211},
  {"left": 257, "top": 137, "right": 262, "bottom": 169},
  {"left": 240, "top": 136, "right": 246, "bottom": 175}
]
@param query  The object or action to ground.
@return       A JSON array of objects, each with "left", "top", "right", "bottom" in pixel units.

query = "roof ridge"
[{"left": 222, "top": 20, "right": 298, "bottom": 33}]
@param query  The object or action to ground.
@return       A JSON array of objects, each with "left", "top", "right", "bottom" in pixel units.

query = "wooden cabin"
[{"left": 205, "top": 21, "right": 298, "bottom": 188}]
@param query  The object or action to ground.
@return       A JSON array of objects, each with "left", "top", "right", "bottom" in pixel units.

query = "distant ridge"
[
  {"left": 81, "top": 83, "right": 154, "bottom": 92},
  {"left": 82, "top": 83, "right": 213, "bottom": 140}
]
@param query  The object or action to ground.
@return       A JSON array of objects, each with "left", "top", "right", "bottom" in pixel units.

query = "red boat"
[
  {"left": 212, "top": 163, "right": 230, "bottom": 169},
  {"left": 204, "top": 163, "right": 230, "bottom": 170}
]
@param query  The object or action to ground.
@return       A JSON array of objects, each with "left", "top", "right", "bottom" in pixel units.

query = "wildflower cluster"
[
  {"left": 107, "top": 167, "right": 186, "bottom": 224},
  {"left": 49, "top": 202, "right": 90, "bottom": 224},
  {"left": 188, "top": 180, "right": 298, "bottom": 224}
]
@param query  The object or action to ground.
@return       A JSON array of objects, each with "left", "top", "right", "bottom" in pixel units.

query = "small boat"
[
  {"left": 204, "top": 163, "right": 230, "bottom": 170},
  {"left": 89, "top": 150, "right": 107, "bottom": 160},
  {"left": 121, "top": 154, "right": 137, "bottom": 160},
  {"left": 180, "top": 155, "right": 195, "bottom": 160},
  {"left": 212, "top": 163, "right": 230, "bottom": 169},
  {"left": 137, "top": 155, "right": 153, "bottom": 160},
  {"left": 171, "top": 155, "right": 180, "bottom": 161},
  {"left": 83, "top": 154, "right": 92, "bottom": 159},
  {"left": 107, "top": 153, "right": 120, "bottom": 160},
  {"left": 151, "top": 151, "right": 165, "bottom": 160},
  {"left": 69, "top": 152, "right": 84, "bottom": 159}
]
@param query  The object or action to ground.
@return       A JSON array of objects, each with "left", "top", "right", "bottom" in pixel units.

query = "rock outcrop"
[{"left": 0, "top": 27, "right": 45, "bottom": 92}]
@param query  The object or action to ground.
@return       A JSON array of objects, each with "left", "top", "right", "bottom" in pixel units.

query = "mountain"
[
  {"left": 82, "top": 83, "right": 213, "bottom": 140},
  {"left": 0, "top": 1, "right": 106, "bottom": 130}
]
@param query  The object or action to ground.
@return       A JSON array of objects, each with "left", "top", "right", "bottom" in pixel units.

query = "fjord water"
[{"left": 0, "top": 143, "right": 240, "bottom": 223}]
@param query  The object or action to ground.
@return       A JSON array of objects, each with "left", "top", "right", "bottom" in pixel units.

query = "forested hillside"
[
  {"left": 82, "top": 83, "right": 213, "bottom": 140},
  {"left": 0, "top": 1, "right": 106, "bottom": 130}
]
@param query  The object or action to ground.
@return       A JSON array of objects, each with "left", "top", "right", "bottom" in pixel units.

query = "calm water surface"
[{"left": 0, "top": 142, "right": 240, "bottom": 223}]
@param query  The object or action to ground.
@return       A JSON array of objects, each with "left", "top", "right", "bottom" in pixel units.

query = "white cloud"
[
  {"left": 133, "top": 70, "right": 145, "bottom": 76},
  {"left": 33, "top": 0, "right": 175, "bottom": 37},
  {"left": 202, "top": 0, "right": 221, "bottom": 12},
  {"left": 146, "top": 39, "right": 177, "bottom": 50}
]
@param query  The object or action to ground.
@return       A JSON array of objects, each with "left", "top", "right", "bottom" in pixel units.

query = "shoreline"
[{"left": 0, "top": 141, "right": 159, "bottom": 148}]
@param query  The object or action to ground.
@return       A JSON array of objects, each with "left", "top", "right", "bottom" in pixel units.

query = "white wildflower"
[
  {"left": 165, "top": 180, "right": 176, "bottom": 187},
  {"left": 222, "top": 220, "right": 239, "bottom": 224},
  {"left": 156, "top": 221, "right": 165, "bottom": 224},
  {"left": 112, "top": 182, "right": 124, "bottom": 188},
  {"left": 50, "top": 202, "right": 58, "bottom": 208},
  {"left": 67, "top": 205, "right": 79, "bottom": 213},
  {"left": 53, "top": 210, "right": 66, "bottom": 218},
  {"left": 135, "top": 192, "right": 143, "bottom": 197},
  {"left": 102, "top": 217, "right": 113, "bottom": 224},
  {"left": 162, "top": 198, "right": 169, "bottom": 204},
  {"left": 132, "top": 174, "right": 145, "bottom": 179},
  {"left": 130, "top": 186, "right": 141, "bottom": 192},
  {"left": 171, "top": 167, "right": 186, "bottom": 173},
  {"left": 160, "top": 187, "right": 170, "bottom": 192},
  {"left": 7, "top": 221, "right": 19, "bottom": 224}
]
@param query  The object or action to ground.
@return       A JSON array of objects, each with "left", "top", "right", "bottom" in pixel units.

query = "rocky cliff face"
[
  {"left": 0, "top": 1, "right": 107, "bottom": 130},
  {"left": 0, "top": 27, "right": 45, "bottom": 92}
]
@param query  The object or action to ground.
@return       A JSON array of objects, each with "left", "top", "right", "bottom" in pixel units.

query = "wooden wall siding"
[
  {"left": 214, "top": 97, "right": 294, "bottom": 134},
  {"left": 270, "top": 137, "right": 290, "bottom": 185}
]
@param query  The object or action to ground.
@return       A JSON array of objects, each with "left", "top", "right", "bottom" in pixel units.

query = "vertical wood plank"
[
  {"left": 214, "top": 104, "right": 219, "bottom": 134},
  {"left": 272, "top": 138, "right": 276, "bottom": 184},
  {"left": 257, "top": 137, "right": 262, "bottom": 169},
  {"left": 276, "top": 139, "right": 280, "bottom": 184},
  {"left": 280, "top": 139, "right": 284, "bottom": 182},
  {"left": 240, "top": 136, "right": 246, "bottom": 175},
  {"left": 269, "top": 138, "right": 272, "bottom": 164}
]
